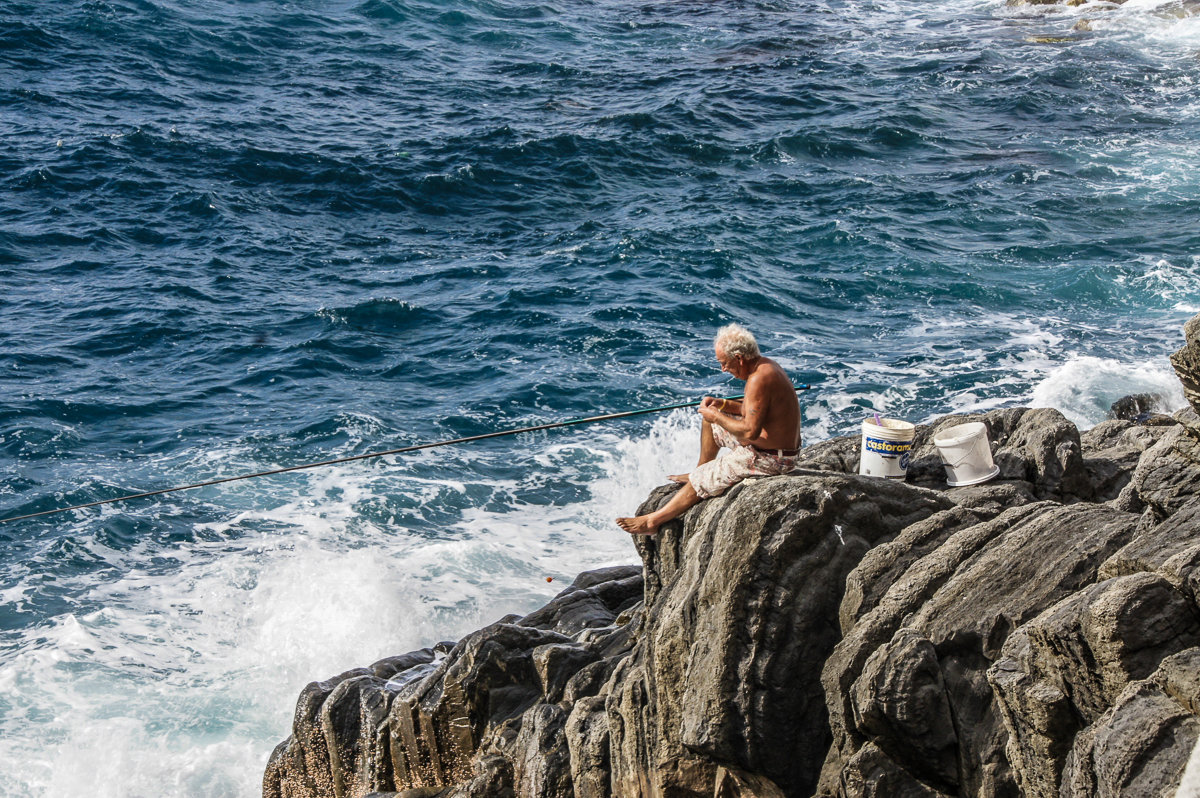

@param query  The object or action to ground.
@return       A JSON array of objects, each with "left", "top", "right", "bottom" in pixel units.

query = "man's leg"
[
  {"left": 616, "top": 480, "right": 702, "bottom": 536},
  {"left": 669, "top": 420, "right": 721, "bottom": 483}
]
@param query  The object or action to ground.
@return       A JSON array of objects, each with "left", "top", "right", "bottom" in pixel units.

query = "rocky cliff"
[{"left": 263, "top": 315, "right": 1200, "bottom": 798}]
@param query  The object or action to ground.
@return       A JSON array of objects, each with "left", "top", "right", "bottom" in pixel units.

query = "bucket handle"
[
  {"left": 943, "top": 450, "right": 979, "bottom": 468},
  {"left": 940, "top": 441, "right": 991, "bottom": 468}
]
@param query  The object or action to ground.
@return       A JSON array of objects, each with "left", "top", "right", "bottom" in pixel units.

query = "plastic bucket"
[
  {"left": 859, "top": 418, "right": 915, "bottom": 479},
  {"left": 932, "top": 422, "right": 1000, "bottom": 486}
]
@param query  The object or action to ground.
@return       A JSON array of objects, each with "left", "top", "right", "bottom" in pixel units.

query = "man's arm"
[
  {"left": 706, "top": 397, "right": 743, "bottom": 415},
  {"left": 700, "top": 377, "right": 768, "bottom": 441}
]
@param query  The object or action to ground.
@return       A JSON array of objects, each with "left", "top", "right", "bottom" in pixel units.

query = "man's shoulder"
[
  {"left": 754, "top": 358, "right": 798, "bottom": 396},
  {"left": 755, "top": 356, "right": 789, "bottom": 381},
  {"left": 745, "top": 358, "right": 788, "bottom": 394}
]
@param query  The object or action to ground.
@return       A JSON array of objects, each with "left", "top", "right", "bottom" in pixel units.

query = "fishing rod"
[{"left": 0, "top": 385, "right": 811, "bottom": 525}]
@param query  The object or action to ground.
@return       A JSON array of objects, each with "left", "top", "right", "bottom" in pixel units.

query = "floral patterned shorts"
[{"left": 688, "top": 424, "right": 799, "bottom": 499}]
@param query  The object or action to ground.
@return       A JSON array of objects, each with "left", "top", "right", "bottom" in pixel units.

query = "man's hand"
[{"left": 698, "top": 395, "right": 722, "bottom": 423}]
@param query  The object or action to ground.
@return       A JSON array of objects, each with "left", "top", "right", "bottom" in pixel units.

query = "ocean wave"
[
  {"left": 1030, "top": 354, "right": 1186, "bottom": 427},
  {"left": 0, "top": 20, "right": 65, "bottom": 53},
  {"left": 0, "top": 408, "right": 680, "bottom": 794},
  {"left": 1121, "top": 255, "right": 1200, "bottom": 311},
  {"left": 314, "top": 297, "right": 438, "bottom": 331}
]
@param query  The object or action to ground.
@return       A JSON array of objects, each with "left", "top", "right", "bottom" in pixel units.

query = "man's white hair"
[{"left": 715, "top": 323, "right": 760, "bottom": 359}]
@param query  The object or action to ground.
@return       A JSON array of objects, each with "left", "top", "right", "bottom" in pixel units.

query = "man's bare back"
[{"left": 734, "top": 355, "right": 801, "bottom": 451}]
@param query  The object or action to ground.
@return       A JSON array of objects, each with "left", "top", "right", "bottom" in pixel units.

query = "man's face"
[{"left": 716, "top": 346, "right": 744, "bottom": 379}]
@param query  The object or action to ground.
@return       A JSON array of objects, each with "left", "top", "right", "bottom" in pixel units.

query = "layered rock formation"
[{"left": 264, "top": 316, "right": 1200, "bottom": 798}]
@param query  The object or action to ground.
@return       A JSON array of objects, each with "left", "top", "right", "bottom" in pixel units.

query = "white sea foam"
[
  {"left": 1084, "top": 0, "right": 1200, "bottom": 51},
  {"left": 1029, "top": 354, "right": 1186, "bottom": 428},
  {"left": 1122, "top": 256, "right": 1200, "bottom": 313},
  {"left": 0, "top": 412, "right": 699, "bottom": 798},
  {"left": 790, "top": 310, "right": 1189, "bottom": 436}
]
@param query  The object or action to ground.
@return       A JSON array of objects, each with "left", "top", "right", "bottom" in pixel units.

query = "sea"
[{"left": 1, "top": 0, "right": 1198, "bottom": 794}]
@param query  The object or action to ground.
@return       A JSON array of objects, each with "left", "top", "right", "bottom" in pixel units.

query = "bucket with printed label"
[
  {"left": 859, "top": 418, "right": 915, "bottom": 479},
  {"left": 932, "top": 421, "right": 1000, "bottom": 487}
]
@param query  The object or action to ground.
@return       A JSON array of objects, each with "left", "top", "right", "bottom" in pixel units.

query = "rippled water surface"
[{"left": 2, "top": 0, "right": 1199, "bottom": 793}]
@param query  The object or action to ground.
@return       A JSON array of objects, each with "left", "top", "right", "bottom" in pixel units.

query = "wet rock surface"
[
  {"left": 264, "top": 319, "right": 1200, "bottom": 798},
  {"left": 1172, "top": 313, "right": 1200, "bottom": 418}
]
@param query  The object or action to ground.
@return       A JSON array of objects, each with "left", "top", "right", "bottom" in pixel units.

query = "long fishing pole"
[{"left": 1, "top": 385, "right": 810, "bottom": 524}]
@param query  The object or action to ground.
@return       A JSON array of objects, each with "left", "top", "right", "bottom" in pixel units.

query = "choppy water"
[{"left": 2, "top": 0, "right": 1199, "bottom": 794}]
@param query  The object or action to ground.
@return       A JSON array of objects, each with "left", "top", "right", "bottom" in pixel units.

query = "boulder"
[
  {"left": 793, "top": 433, "right": 860, "bottom": 475},
  {"left": 1080, "top": 419, "right": 1174, "bottom": 502},
  {"left": 838, "top": 742, "right": 951, "bottom": 798},
  {"left": 613, "top": 473, "right": 954, "bottom": 797},
  {"left": 1060, "top": 679, "right": 1200, "bottom": 798},
  {"left": 1109, "top": 392, "right": 1175, "bottom": 422},
  {"left": 262, "top": 567, "right": 641, "bottom": 798},
  {"left": 1116, "top": 424, "right": 1200, "bottom": 520},
  {"left": 837, "top": 506, "right": 993, "bottom": 633},
  {"left": 265, "top": 648, "right": 465, "bottom": 798},
  {"left": 1172, "top": 314, "right": 1200, "bottom": 418},
  {"left": 563, "top": 695, "right": 610, "bottom": 798},
  {"left": 849, "top": 629, "right": 958, "bottom": 789},
  {"left": 1100, "top": 494, "right": 1200, "bottom": 602},
  {"left": 990, "top": 573, "right": 1200, "bottom": 797},
  {"left": 820, "top": 501, "right": 1140, "bottom": 796}
]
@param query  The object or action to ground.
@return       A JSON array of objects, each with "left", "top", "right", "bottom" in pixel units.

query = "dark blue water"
[{"left": 2, "top": 0, "right": 1199, "bottom": 793}]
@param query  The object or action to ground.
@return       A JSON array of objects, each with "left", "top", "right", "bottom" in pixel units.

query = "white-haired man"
[{"left": 617, "top": 324, "right": 801, "bottom": 536}]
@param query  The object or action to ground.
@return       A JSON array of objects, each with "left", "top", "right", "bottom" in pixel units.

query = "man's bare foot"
[
  {"left": 616, "top": 515, "right": 658, "bottom": 536},
  {"left": 668, "top": 473, "right": 689, "bottom": 484}
]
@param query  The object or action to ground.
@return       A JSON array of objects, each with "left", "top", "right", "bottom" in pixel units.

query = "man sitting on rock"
[{"left": 616, "top": 324, "right": 802, "bottom": 536}]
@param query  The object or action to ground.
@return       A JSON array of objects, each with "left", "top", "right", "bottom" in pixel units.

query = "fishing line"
[{"left": 1, "top": 386, "right": 810, "bottom": 524}]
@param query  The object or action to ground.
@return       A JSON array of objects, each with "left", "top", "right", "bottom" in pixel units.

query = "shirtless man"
[{"left": 616, "top": 324, "right": 801, "bottom": 536}]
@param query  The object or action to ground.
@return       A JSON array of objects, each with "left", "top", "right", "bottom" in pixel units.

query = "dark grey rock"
[
  {"left": 1100, "top": 493, "right": 1200, "bottom": 603},
  {"left": 611, "top": 473, "right": 955, "bottom": 797},
  {"left": 1117, "top": 424, "right": 1200, "bottom": 520},
  {"left": 516, "top": 566, "right": 642, "bottom": 637},
  {"left": 1080, "top": 419, "right": 1175, "bottom": 502},
  {"left": 820, "top": 501, "right": 1140, "bottom": 797},
  {"left": 509, "top": 702, "right": 572, "bottom": 797},
  {"left": 1155, "top": 647, "right": 1200, "bottom": 715},
  {"left": 850, "top": 629, "right": 958, "bottom": 790},
  {"left": 532, "top": 644, "right": 598, "bottom": 704},
  {"left": 1110, "top": 393, "right": 1165, "bottom": 421},
  {"left": 837, "top": 742, "right": 951, "bottom": 798},
  {"left": 938, "top": 480, "right": 1038, "bottom": 514},
  {"left": 990, "top": 572, "right": 1200, "bottom": 797},
  {"left": 838, "top": 506, "right": 991, "bottom": 633},
  {"left": 264, "top": 667, "right": 375, "bottom": 798},
  {"left": 793, "top": 433, "right": 860, "bottom": 474},
  {"left": 1172, "top": 314, "right": 1200, "bottom": 417},
  {"left": 322, "top": 674, "right": 400, "bottom": 798},
  {"left": 564, "top": 695, "right": 610, "bottom": 798},
  {"left": 561, "top": 659, "right": 616, "bottom": 705},
  {"left": 1060, "top": 680, "right": 1200, "bottom": 798},
  {"left": 385, "top": 622, "right": 572, "bottom": 791}
]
